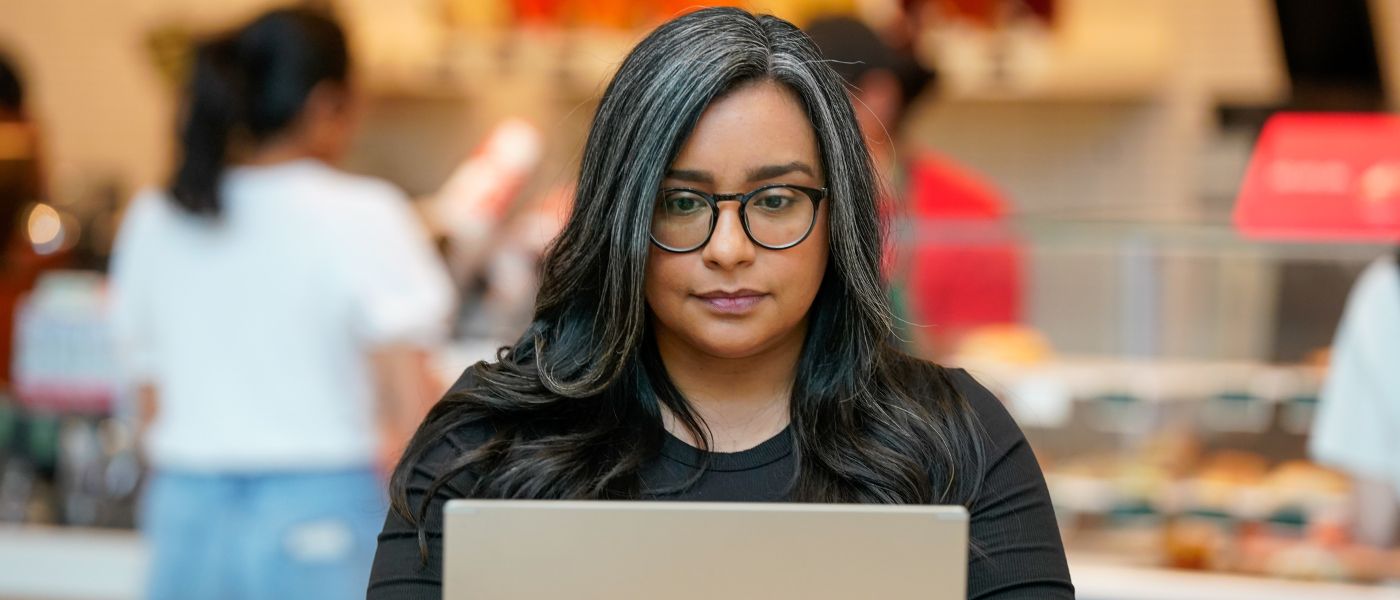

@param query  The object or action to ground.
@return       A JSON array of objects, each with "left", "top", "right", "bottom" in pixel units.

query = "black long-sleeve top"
[{"left": 368, "top": 368, "right": 1074, "bottom": 599}]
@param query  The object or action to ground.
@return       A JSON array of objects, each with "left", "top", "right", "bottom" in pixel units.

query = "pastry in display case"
[{"left": 982, "top": 344, "right": 1400, "bottom": 585}]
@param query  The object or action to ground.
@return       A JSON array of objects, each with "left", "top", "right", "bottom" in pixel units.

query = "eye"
[
  {"left": 752, "top": 189, "right": 798, "bottom": 212},
  {"left": 662, "top": 191, "right": 707, "bottom": 215}
]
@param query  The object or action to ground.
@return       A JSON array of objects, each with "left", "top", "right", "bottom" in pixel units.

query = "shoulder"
[
  {"left": 112, "top": 188, "right": 185, "bottom": 261},
  {"left": 334, "top": 178, "right": 432, "bottom": 252},
  {"left": 261, "top": 162, "right": 412, "bottom": 232},
  {"left": 413, "top": 421, "right": 493, "bottom": 477},
  {"left": 1362, "top": 253, "right": 1400, "bottom": 281},
  {"left": 946, "top": 367, "right": 1023, "bottom": 446},
  {"left": 891, "top": 356, "right": 1019, "bottom": 434},
  {"left": 119, "top": 188, "right": 179, "bottom": 233},
  {"left": 893, "top": 356, "right": 1029, "bottom": 461},
  {"left": 313, "top": 166, "right": 412, "bottom": 219},
  {"left": 402, "top": 420, "right": 494, "bottom": 505},
  {"left": 403, "top": 366, "right": 498, "bottom": 487},
  {"left": 1333, "top": 255, "right": 1400, "bottom": 352},
  {"left": 293, "top": 167, "right": 436, "bottom": 268},
  {"left": 1349, "top": 255, "right": 1400, "bottom": 311}
]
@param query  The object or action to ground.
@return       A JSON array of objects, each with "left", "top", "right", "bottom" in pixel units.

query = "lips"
[{"left": 694, "top": 289, "right": 768, "bottom": 314}]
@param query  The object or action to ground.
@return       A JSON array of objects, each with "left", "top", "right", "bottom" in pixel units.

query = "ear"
[
  {"left": 304, "top": 80, "right": 351, "bottom": 117},
  {"left": 298, "top": 80, "right": 357, "bottom": 162}
]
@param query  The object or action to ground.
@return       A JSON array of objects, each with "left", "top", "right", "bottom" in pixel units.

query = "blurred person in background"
[
  {"left": 0, "top": 51, "right": 68, "bottom": 388},
  {"left": 805, "top": 16, "right": 1023, "bottom": 361},
  {"left": 108, "top": 8, "right": 454, "bottom": 599},
  {"left": 1309, "top": 250, "right": 1400, "bottom": 549}
]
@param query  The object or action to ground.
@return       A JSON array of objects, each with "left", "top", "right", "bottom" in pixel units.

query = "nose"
[{"left": 701, "top": 202, "right": 756, "bottom": 271}]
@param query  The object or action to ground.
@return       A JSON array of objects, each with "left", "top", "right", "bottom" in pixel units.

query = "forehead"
[{"left": 668, "top": 80, "right": 822, "bottom": 182}]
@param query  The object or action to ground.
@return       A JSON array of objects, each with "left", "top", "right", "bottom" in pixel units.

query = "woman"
[
  {"left": 1310, "top": 249, "right": 1400, "bottom": 548},
  {"left": 109, "top": 8, "right": 454, "bottom": 599},
  {"left": 370, "top": 8, "right": 1071, "bottom": 599}
]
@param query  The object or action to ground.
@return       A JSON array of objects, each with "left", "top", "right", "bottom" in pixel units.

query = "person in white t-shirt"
[
  {"left": 108, "top": 8, "right": 454, "bottom": 599},
  {"left": 1309, "top": 252, "right": 1400, "bottom": 548}
]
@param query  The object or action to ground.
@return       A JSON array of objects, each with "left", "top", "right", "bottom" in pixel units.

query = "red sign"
[{"left": 1234, "top": 113, "right": 1400, "bottom": 242}]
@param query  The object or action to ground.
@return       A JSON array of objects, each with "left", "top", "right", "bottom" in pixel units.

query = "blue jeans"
[{"left": 140, "top": 468, "right": 385, "bottom": 600}]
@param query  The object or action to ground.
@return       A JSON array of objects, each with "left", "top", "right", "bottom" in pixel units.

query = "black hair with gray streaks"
[{"left": 390, "top": 6, "right": 986, "bottom": 558}]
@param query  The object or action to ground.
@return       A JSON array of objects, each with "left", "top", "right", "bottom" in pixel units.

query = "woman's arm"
[
  {"left": 370, "top": 345, "right": 443, "bottom": 477},
  {"left": 953, "top": 369, "right": 1075, "bottom": 599},
  {"left": 367, "top": 429, "right": 475, "bottom": 599},
  {"left": 368, "top": 369, "right": 487, "bottom": 598},
  {"left": 135, "top": 382, "right": 158, "bottom": 448}
]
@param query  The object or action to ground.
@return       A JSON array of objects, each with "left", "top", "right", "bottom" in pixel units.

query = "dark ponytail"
[
  {"left": 169, "top": 8, "right": 348, "bottom": 217},
  {"left": 170, "top": 38, "right": 241, "bottom": 216}
]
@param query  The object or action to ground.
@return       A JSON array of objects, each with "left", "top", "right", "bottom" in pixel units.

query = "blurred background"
[{"left": 1, "top": 0, "right": 1400, "bottom": 598}]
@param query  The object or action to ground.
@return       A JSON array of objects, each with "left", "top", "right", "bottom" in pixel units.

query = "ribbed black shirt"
[{"left": 367, "top": 368, "right": 1074, "bottom": 599}]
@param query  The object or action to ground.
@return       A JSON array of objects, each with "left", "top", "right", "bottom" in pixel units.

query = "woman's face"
[{"left": 645, "top": 80, "right": 830, "bottom": 360}]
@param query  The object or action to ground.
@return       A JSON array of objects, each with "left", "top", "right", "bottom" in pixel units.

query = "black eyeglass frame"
[{"left": 649, "top": 184, "right": 828, "bottom": 253}]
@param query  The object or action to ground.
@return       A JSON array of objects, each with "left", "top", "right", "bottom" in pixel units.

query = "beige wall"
[
  {"left": 0, "top": 0, "right": 283, "bottom": 195},
  {"left": 0, "top": 0, "right": 1299, "bottom": 203}
]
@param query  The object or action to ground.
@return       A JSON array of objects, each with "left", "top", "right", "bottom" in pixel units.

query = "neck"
[
  {"left": 654, "top": 320, "right": 806, "bottom": 452},
  {"left": 239, "top": 134, "right": 330, "bottom": 168}
]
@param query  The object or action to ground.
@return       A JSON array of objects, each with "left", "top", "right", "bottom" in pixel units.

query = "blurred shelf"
[
  {"left": 1071, "top": 553, "right": 1400, "bottom": 600},
  {"left": 959, "top": 355, "right": 1322, "bottom": 406},
  {"left": 904, "top": 217, "right": 1397, "bottom": 261}
]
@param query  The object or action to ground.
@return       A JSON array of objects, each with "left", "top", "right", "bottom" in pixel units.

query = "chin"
[{"left": 685, "top": 330, "right": 779, "bottom": 359}]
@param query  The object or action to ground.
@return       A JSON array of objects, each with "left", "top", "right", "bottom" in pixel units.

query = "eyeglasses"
[{"left": 650, "top": 184, "right": 827, "bottom": 253}]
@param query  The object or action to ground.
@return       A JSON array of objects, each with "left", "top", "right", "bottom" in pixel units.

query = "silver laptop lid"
[{"left": 444, "top": 500, "right": 968, "bottom": 600}]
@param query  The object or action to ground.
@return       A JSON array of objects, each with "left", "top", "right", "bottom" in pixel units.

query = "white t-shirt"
[
  {"left": 1309, "top": 254, "right": 1400, "bottom": 493},
  {"left": 109, "top": 159, "right": 456, "bottom": 472}
]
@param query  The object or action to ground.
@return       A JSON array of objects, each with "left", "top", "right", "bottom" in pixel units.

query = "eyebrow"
[{"left": 665, "top": 161, "right": 817, "bottom": 184}]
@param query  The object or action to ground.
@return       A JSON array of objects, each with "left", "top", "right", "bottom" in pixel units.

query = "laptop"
[{"left": 443, "top": 500, "right": 968, "bottom": 600}]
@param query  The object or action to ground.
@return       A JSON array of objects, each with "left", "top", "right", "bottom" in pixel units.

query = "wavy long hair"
[{"left": 390, "top": 6, "right": 985, "bottom": 548}]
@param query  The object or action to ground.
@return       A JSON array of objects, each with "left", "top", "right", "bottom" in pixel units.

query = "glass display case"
[{"left": 917, "top": 217, "right": 1400, "bottom": 592}]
